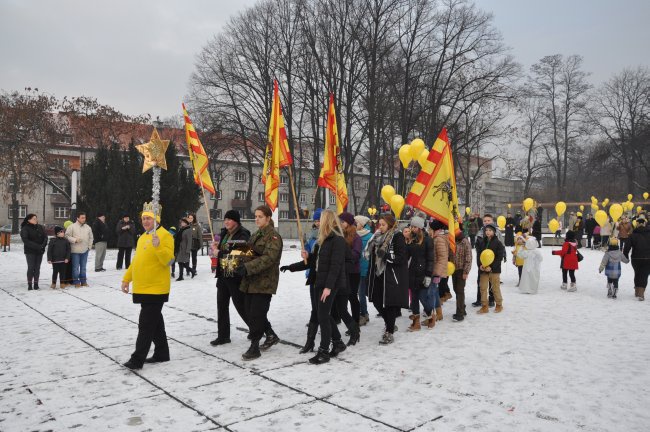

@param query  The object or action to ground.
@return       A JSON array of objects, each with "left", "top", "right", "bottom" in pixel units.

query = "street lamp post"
[{"left": 70, "top": 169, "right": 78, "bottom": 220}]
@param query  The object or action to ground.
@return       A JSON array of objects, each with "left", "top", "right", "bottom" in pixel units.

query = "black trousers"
[
  {"left": 587, "top": 234, "right": 593, "bottom": 248},
  {"left": 63, "top": 260, "right": 73, "bottom": 285},
  {"left": 116, "top": 247, "right": 132, "bottom": 269},
  {"left": 348, "top": 273, "right": 361, "bottom": 323},
  {"left": 451, "top": 270, "right": 466, "bottom": 316},
  {"left": 607, "top": 277, "right": 619, "bottom": 288},
  {"left": 632, "top": 259, "right": 650, "bottom": 289},
  {"left": 25, "top": 253, "right": 43, "bottom": 283},
  {"left": 333, "top": 288, "right": 354, "bottom": 333},
  {"left": 191, "top": 249, "right": 198, "bottom": 271},
  {"left": 52, "top": 262, "right": 66, "bottom": 284},
  {"left": 244, "top": 293, "right": 272, "bottom": 341},
  {"left": 439, "top": 277, "right": 450, "bottom": 297},
  {"left": 517, "top": 266, "right": 523, "bottom": 282},
  {"left": 130, "top": 302, "right": 169, "bottom": 365},
  {"left": 619, "top": 238, "right": 630, "bottom": 252},
  {"left": 317, "top": 287, "right": 340, "bottom": 350},
  {"left": 308, "top": 284, "right": 318, "bottom": 325},
  {"left": 216, "top": 277, "right": 247, "bottom": 339},
  {"left": 562, "top": 269, "right": 576, "bottom": 283},
  {"left": 372, "top": 301, "right": 399, "bottom": 334}
]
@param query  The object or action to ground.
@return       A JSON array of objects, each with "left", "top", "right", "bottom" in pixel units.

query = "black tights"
[
  {"left": 562, "top": 269, "right": 576, "bottom": 283},
  {"left": 372, "top": 300, "right": 399, "bottom": 333}
]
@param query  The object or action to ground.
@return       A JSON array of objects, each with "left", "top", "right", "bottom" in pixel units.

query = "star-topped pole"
[{"left": 136, "top": 128, "right": 170, "bottom": 231}]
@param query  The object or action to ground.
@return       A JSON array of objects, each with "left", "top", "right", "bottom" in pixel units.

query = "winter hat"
[
  {"left": 97, "top": 212, "right": 105, "bottom": 218},
  {"left": 354, "top": 215, "right": 370, "bottom": 227},
  {"left": 180, "top": 217, "right": 190, "bottom": 226},
  {"left": 484, "top": 223, "right": 497, "bottom": 233},
  {"left": 566, "top": 230, "right": 576, "bottom": 241},
  {"left": 54, "top": 226, "right": 65, "bottom": 235},
  {"left": 409, "top": 216, "right": 425, "bottom": 229},
  {"left": 339, "top": 212, "right": 355, "bottom": 226},
  {"left": 637, "top": 215, "right": 647, "bottom": 225},
  {"left": 429, "top": 219, "right": 447, "bottom": 231},
  {"left": 224, "top": 209, "right": 241, "bottom": 224},
  {"left": 313, "top": 208, "right": 323, "bottom": 221},
  {"left": 609, "top": 237, "right": 619, "bottom": 246}
]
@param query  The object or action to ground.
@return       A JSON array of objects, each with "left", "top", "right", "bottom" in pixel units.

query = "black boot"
[
  {"left": 347, "top": 322, "right": 360, "bottom": 346},
  {"left": 309, "top": 348, "right": 330, "bottom": 365},
  {"left": 299, "top": 322, "right": 318, "bottom": 354},
  {"left": 176, "top": 274, "right": 184, "bottom": 281},
  {"left": 260, "top": 329, "right": 280, "bottom": 351},
  {"left": 242, "top": 339, "right": 261, "bottom": 360},
  {"left": 191, "top": 269, "right": 196, "bottom": 279},
  {"left": 33, "top": 282, "right": 40, "bottom": 290},
  {"left": 28, "top": 281, "right": 33, "bottom": 291},
  {"left": 329, "top": 340, "right": 346, "bottom": 357}
]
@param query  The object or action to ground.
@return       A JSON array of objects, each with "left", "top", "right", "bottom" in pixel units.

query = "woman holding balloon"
[{"left": 477, "top": 223, "right": 506, "bottom": 314}]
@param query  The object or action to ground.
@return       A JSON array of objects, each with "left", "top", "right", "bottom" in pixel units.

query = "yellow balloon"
[
  {"left": 523, "top": 198, "right": 534, "bottom": 212},
  {"left": 628, "top": 194, "right": 633, "bottom": 201},
  {"left": 604, "top": 198, "right": 610, "bottom": 206},
  {"left": 381, "top": 185, "right": 396, "bottom": 203},
  {"left": 410, "top": 138, "right": 426, "bottom": 160},
  {"left": 555, "top": 201, "right": 566, "bottom": 217},
  {"left": 497, "top": 215, "right": 506, "bottom": 229},
  {"left": 480, "top": 249, "right": 495, "bottom": 267},
  {"left": 579, "top": 205, "right": 584, "bottom": 211},
  {"left": 398, "top": 145, "right": 412, "bottom": 169},
  {"left": 637, "top": 206, "right": 643, "bottom": 214},
  {"left": 644, "top": 192, "right": 649, "bottom": 200},
  {"left": 507, "top": 203, "right": 512, "bottom": 208},
  {"left": 626, "top": 201, "right": 634, "bottom": 212},
  {"left": 594, "top": 210, "right": 608, "bottom": 227},
  {"left": 591, "top": 203, "right": 599, "bottom": 211},
  {"left": 548, "top": 218, "right": 559, "bottom": 233},
  {"left": 465, "top": 207, "right": 471, "bottom": 215},
  {"left": 417, "top": 149, "right": 430, "bottom": 168},
  {"left": 609, "top": 204, "right": 623, "bottom": 222},
  {"left": 390, "top": 194, "right": 405, "bottom": 218},
  {"left": 447, "top": 262, "right": 456, "bottom": 276},
  {"left": 577, "top": 212, "right": 582, "bottom": 217}
]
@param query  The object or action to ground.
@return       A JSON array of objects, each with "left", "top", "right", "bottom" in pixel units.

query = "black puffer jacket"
[
  {"left": 479, "top": 236, "right": 506, "bottom": 274},
  {"left": 405, "top": 235, "right": 434, "bottom": 290},
  {"left": 115, "top": 220, "right": 135, "bottom": 248},
  {"left": 314, "top": 234, "right": 347, "bottom": 292},
  {"left": 368, "top": 231, "right": 409, "bottom": 308},
  {"left": 624, "top": 225, "right": 650, "bottom": 261},
  {"left": 286, "top": 243, "right": 318, "bottom": 286},
  {"left": 92, "top": 219, "right": 110, "bottom": 244},
  {"left": 20, "top": 223, "right": 48, "bottom": 255},
  {"left": 47, "top": 237, "right": 71, "bottom": 262}
]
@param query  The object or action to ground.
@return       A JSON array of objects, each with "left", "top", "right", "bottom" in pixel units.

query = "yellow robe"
[{"left": 123, "top": 228, "right": 174, "bottom": 296}]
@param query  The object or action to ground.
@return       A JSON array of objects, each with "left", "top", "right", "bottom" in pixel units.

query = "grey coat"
[{"left": 175, "top": 226, "right": 193, "bottom": 263}]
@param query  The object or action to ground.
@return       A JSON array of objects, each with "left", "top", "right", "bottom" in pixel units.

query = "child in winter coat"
[
  {"left": 512, "top": 233, "right": 526, "bottom": 286},
  {"left": 552, "top": 230, "right": 579, "bottom": 292},
  {"left": 47, "top": 226, "right": 71, "bottom": 289},
  {"left": 517, "top": 237, "right": 543, "bottom": 294},
  {"left": 599, "top": 238, "right": 629, "bottom": 299}
]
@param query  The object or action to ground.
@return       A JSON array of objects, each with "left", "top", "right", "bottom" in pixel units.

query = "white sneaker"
[
  {"left": 561, "top": 283, "right": 567, "bottom": 290},
  {"left": 568, "top": 283, "right": 577, "bottom": 292}
]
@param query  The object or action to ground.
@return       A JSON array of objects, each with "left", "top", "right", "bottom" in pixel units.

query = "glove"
[
  {"left": 432, "top": 276, "right": 441, "bottom": 284},
  {"left": 234, "top": 264, "right": 247, "bottom": 277},
  {"left": 377, "top": 249, "right": 386, "bottom": 259},
  {"left": 423, "top": 276, "right": 431, "bottom": 287},
  {"left": 280, "top": 265, "right": 290, "bottom": 273}
]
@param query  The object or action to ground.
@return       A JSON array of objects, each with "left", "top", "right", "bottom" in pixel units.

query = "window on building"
[
  {"left": 8, "top": 205, "right": 27, "bottom": 219},
  {"left": 299, "top": 193, "right": 306, "bottom": 204},
  {"left": 52, "top": 158, "right": 71, "bottom": 171},
  {"left": 280, "top": 175, "right": 288, "bottom": 185},
  {"left": 216, "top": 209, "right": 223, "bottom": 219},
  {"left": 60, "top": 135, "right": 73, "bottom": 144},
  {"left": 302, "top": 176, "right": 312, "bottom": 187},
  {"left": 280, "top": 193, "right": 289, "bottom": 203},
  {"left": 280, "top": 210, "right": 290, "bottom": 219},
  {"left": 311, "top": 194, "right": 316, "bottom": 204},
  {"left": 354, "top": 180, "right": 360, "bottom": 189},
  {"left": 329, "top": 194, "right": 336, "bottom": 205},
  {"left": 210, "top": 190, "right": 223, "bottom": 200},
  {"left": 235, "top": 190, "right": 247, "bottom": 200},
  {"left": 258, "top": 192, "right": 265, "bottom": 202},
  {"left": 235, "top": 171, "right": 247, "bottom": 182},
  {"left": 49, "top": 179, "right": 67, "bottom": 195},
  {"left": 54, "top": 206, "right": 69, "bottom": 219}
]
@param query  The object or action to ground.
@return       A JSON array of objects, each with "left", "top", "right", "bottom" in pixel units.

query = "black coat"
[
  {"left": 47, "top": 237, "right": 71, "bottom": 262},
  {"left": 505, "top": 217, "right": 515, "bottom": 246},
  {"left": 20, "top": 223, "right": 48, "bottom": 255},
  {"left": 532, "top": 220, "right": 542, "bottom": 240},
  {"left": 479, "top": 236, "right": 506, "bottom": 274},
  {"left": 405, "top": 235, "right": 434, "bottom": 290},
  {"left": 368, "top": 231, "right": 409, "bottom": 308},
  {"left": 215, "top": 225, "right": 251, "bottom": 279},
  {"left": 92, "top": 219, "right": 110, "bottom": 244},
  {"left": 286, "top": 243, "right": 319, "bottom": 286},
  {"left": 115, "top": 220, "right": 135, "bottom": 248},
  {"left": 314, "top": 234, "right": 348, "bottom": 293},
  {"left": 624, "top": 226, "right": 650, "bottom": 261},
  {"left": 585, "top": 218, "right": 597, "bottom": 235}
]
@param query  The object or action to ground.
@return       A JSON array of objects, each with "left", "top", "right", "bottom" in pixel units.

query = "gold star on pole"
[{"left": 136, "top": 128, "right": 170, "bottom": 172}]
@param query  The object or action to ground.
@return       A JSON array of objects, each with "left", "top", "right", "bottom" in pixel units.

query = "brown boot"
[
  {"left": 435, "top": 307, "right": 443, "bottom": 321},
  {"left": 426, "top": 316, "right": 435, "bottom": 329},
  {"left": 640, "top": 288, "right": 645, "bottom": 301},
  {"left": 50, "top": 283, "right": 56, "bottom": 289},
  {"left": 408, "top": 314, "right": 421, "bottom": 332},
  {"left": 494, "top": 304, "right": 503, "bottom": 313},
  {"left": 477, "top": 303, "right": 489, "bottom": 314},
  {"left": 634, "top": 287, "right": 640, "bottom": 299}
]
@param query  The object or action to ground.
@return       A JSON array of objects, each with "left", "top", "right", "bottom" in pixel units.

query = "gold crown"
[{"left": 142, "top": 202, "right": 162, "bottom": 216}]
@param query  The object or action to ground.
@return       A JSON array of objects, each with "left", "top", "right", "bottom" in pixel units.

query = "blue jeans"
[
  {"left": 358, "top": 276, "right": 369, "bottom": 316},
  {"left": 410, "top": 287, "right": 434, "bottom": 316},
  {"left": 71, "top": 251, "right": 88, "bottom": 285},
  {"left": 430, "top": 282, "right": 441, "bottom": 309}
]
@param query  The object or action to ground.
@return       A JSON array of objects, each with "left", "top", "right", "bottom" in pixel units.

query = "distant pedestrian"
[
  {"left": 20, "top": 213, "right": 48, "bottom": 291},
  {"left": 553, "top": 230, "right": 579, "bottom": 292},
  {"left": 92, "top": 213, "right": 109, "bottom": 272},
  {"left": 47, "top": 226, "right": 70, "bottom": 289},
  {"left": 115, "top": 214, "right": 135, "bottom": 270},
  {"left": 65, "top": 212, "right": 93, "bottom": 287},
  {"left": 599, "top": 238, "right": 629, "bottom": 299}
]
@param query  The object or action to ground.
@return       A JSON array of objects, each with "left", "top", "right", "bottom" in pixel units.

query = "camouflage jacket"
[{"left": 240, "top": 223, "right": 283, "bottom": 295}]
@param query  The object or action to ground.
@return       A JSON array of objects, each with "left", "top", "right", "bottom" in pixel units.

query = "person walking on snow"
[
  {"left": 623, "top": 215, "right": 650, "bottom": 301},
  {"left": 553, "top": 230, "right": 580, "bottom": 292},
  {"left": 599, "top": 238, "right": 629, "bottom": 299}
]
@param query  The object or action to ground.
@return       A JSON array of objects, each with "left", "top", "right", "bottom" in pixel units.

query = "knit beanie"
[
  {"left": 354, "top": 215, "right": 370, "bottom": 227},
  {"left": 224, "top": 209, "right": 241, "bottom": 224},
  {"left": 339, "top": 212, "right": 355, "bottom": 226},
  {"left": 54, "top": 226, "right": 65, "bottom": 235},
  {"left": 429, "top": 220, "right": 447, "bottom": 231},
  {"left": 313, "top": 208, "right": 323, "bottom": 221},
  {"left": 410, "top": 216, "right": 425, "bottom": 229}
]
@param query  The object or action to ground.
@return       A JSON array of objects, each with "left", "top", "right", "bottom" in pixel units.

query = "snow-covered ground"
[{"left": 0, "top": 239, "right": 648, "bottom": 431}]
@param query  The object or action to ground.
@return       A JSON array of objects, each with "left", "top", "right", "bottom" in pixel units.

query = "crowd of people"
[{"left": 17, "top": 202, "right": 650, "bottom": 369}]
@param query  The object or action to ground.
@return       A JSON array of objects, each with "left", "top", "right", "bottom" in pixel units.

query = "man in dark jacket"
[
  {"left": 585, "top": 214, "right": 597, "bottom": 248},
  {"left": 477, "top": 223, "right": 506, "bottom": 314},
  {"left": 116, "top": 214, "right": 135, "bottom": 270},
  {"left": 210, "top": 210, "right": 251, "bottom": 346},
  {"left": 623, "top": 215, "right": 650, "bottom": 301},
  {"left": 92, "top": 213, "right": 110, "bottom": 272}
]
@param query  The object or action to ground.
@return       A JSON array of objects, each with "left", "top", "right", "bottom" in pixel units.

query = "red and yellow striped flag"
[
  {"left": 405, "top": 128, "right": 460, "bottom": 252},
  {"left": 263, "top": 80, "right": 293, "bottom": 211},
  {"left": 318, "top": 94, "right": 348, "bottom": 213},
  {"left": 182, "top": 103, "right": 216, "bottom": 195}
]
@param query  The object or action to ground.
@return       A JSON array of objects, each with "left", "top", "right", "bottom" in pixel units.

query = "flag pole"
[
  {"left": 189, "top": 146, "right": 215, "bottom": 241},
  {"left": 287, "top": 165, "right": 307, "bottom": 263}
]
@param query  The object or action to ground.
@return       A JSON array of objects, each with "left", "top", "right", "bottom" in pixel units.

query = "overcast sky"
[{"left": 1, "top": 0, "right": 649, "bottom": 119}]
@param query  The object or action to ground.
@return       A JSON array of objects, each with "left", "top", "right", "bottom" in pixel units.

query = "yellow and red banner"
[
  {"left": 405, "top": 128, "right": 460, "bottom": 252},
  {"left": 318, "top": 94, "right": 348, "bottom": 213},
  {"left": 182, "top": 103, "right": 216, "bottom": 195},
  {"left": 263, "top": 80, "right": 293, "bottom": 211}
]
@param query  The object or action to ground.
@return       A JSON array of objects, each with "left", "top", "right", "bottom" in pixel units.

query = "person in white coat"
[{"left": 517, "top": 237, "right": 543, "bottom": 294}]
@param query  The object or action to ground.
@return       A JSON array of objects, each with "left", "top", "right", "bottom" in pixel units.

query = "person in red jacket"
[{"left": 552, "top": 230, "right": 579, "bottom": 292}]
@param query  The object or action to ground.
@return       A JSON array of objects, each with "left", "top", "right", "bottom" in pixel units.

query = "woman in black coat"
[
  {"left": 20, "top": 213, "right": 48, "bottom": 290},
  {"left": 404, "top": 220, "right": 434, "bottom": 331},
  {"left": 366, "top": 214, "right": 409, "bottom": 345},
  {"left": 505, "top": 213, "right": 515, "bottom": 246}
]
